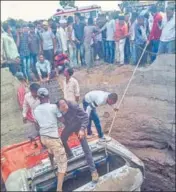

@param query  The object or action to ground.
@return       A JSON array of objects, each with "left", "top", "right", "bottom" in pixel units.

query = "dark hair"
[
  {"left": 75, "top": 13, "right": 81, "bottom": 18},
  {"left": 39, "top": 53, "right": 44, "bottom": 58},
  {"left": 118, "top": 15, "right": 125, "bottom": 21},
  {"left": 29, "top": 23, "right": 35, "bottom": 28},
  {"left": 150, "top": 5, "right": 157, "bottom": 13},
  {"left": 56, "top": 98, "right": 68, "bottom": 107},
  {"left": 66, "top": 68, "right": 74, "bottom": 76},
  {"left": 29, "top": 83, "right": 40, "bottom": 92},
  {"left": 88, "top": 17, "right": 94, "bottom": 25},
  {"left": 67, "top": 16, "right": 74, "bottom": 24},
  {"left": 2, "top": 23, "right": 9, "bottom": 32},
  {"left": 131, "top": 12, "right": 138, "bottom": 21},
  {"left": 108, "top": 93, "right": 118, "bottom": 102}
]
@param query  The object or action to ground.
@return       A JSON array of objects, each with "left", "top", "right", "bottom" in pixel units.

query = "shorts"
[{"left": 41, "top": 136, "right": 67, "bottom": 173}]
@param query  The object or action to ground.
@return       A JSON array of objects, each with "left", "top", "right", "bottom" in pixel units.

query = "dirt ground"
[{"left": 1, "top": 54, "right": 175, "bottom": 191}]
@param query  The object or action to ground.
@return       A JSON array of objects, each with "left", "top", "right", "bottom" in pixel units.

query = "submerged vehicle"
[{"left": 1, "top": 134, "right": 144, "bottom": 191}]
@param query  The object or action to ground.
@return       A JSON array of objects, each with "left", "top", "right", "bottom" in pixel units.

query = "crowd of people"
[{"left": 1, "top": 5, "right": 175, "bottom": 82}]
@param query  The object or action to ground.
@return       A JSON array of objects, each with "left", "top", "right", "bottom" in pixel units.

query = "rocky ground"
[{"left": 1, "top": 54, "right": 175, "bottom": 191}]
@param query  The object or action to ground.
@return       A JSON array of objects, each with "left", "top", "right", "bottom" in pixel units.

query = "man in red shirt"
[
  {"left": 148, "top": 5, "right": 163, "bottom": 62},
  {"left": 114, "top": 15, "right": 128, "bottom": 65}
]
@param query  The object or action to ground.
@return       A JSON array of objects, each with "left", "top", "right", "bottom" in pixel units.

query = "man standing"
[
  {"left": 83, "top": 90, "right": 118, "bottom": 141},
  {"left": 73, "top": 13, "right": 85, "bottom": 66},
  {"left": 158, "top": 6, "right": 175, "bottom": 54},
  {"left": 17, "top": 24, "right": 31, "bottom": 81},
  {"left": 134, "top": 15, "right": 148, "bottom": 65},
  {"left": 22, "top": 83, "right": 40, "bottom": 138},
  {"left": 84, "top": 17, "right": 96, "bottom": 68},
  {"left": 148, "top": 5, "right": 163, "bottom": 62},
  {"left": 101, "top": 13, "right": 116, "bottom": 64},
  {"left": 33, "top": 88, "right": 67, "bottom": 192},
  {"left": 36, "top": 54, "right": 51, "bottom": 82},
  {"left": 57, "top": 99, "right": 99, "bottom": 183},
  {"left": 40, "top": 21, "right": 56, "bottom": 66},
  {"left": 57, "top": 19, "right": 68, "bottom": 54},
  {"left": 114, "top": 15, "right": 128, "bottom": 65},
  {"left": 29, "top": 24, "right": 41, "bottom": 76},
  {"left": 1, "top": 23, "right": 20, "bottom": 76},
  {"left": 63, "top": 68, "right": 80, "bottom": 103}
]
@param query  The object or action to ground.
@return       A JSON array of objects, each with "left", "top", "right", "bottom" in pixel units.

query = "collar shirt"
[
  {"left": 63, "top": 77, "right": 80, "bottom": 102},
  {"left": 160, "top": 13, "right": 175, "bottom": 42}
]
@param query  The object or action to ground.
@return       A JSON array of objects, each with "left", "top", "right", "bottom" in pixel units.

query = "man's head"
[
  {"left": 137, "top": 15, "right": 145, "bottom": 25},
  {"left": 57, "top": 99, "right": 69, "bottom": 113},
  {"left": 22, "top": 24, "right": 28, "bottom": 33},
  {"left": 43, "top": 21, "right": 49, "bottom": 30},
  {"left": 75, "top": 13, "right": 81, "bottom": 23},
  {"left": 67, "top": 16, "right": 74, "bottom": 25},
  {"left": 150, "top": 5, "right": 157, "bottom": 15},
  {"left": 166, "top": 6, "right": 175, "bottom": 19},
  {"left": 30, "top": 83, "right": 40, "bottom": 98},
  {"left": 15, "top": 72, "right": 26, "bottom": 82},
  {"left": 124, "top": 13, "right": 130, "bottom": 22},
  {"left": 39, "top": 54, "right": 45, "bottom": 63},
  {"left": 64, "top": 68, "right": 74, "bottom": 79},
  {"left": 37, "top": 88, "right": 49, "bottom": 103},
  {"left": 118, "top": 15, "right": 125, "bottom": 25},
  {"left": 29, "top": 24, "right": 35, "bottom": 33},
  {"left": 107, "top": 93, "right": 118, "bottom": 105},
  {"left": 2, "top": 23, "right": 11, "bottom": 33},
  {"left": 88, "top": 17, "right": 94, "bottom": 26},
  {"left": 131, "top": 12, "right": 138, "bottom": 23}
]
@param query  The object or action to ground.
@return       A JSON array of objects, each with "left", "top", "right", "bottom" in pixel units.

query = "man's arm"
[
  {"left": 74, "top": 80, "right": 80, "bottom": 102},
  {"left": 36, "top": 62, "right": 43, "bottom": 81},
  {"left": 76, "top": 105, "right": 89, "bottom": 130},
  {"left": 51, "top": 31, "right": 56, "bottom": 53}
]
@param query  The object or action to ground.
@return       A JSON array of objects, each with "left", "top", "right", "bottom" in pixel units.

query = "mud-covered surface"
[{"left": 1, "top": 54, "right": 175, "bottom": 191}]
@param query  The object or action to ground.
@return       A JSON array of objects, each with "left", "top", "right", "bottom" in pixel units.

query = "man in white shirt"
[
  {"left": 22, "top": 83, "right": 40, "bottom": 138},
  {"left": 101, "top": 13, "right": 116, "bottom": 64},
  {"left": 83, "top": 90, "right": 118, "bottom": 142},
  {"left": 33, "top": 88, "right": 67, "bottom": 192},
  {"left": 158, "top": 6, "right": 175, "bottom": 54},
  {"left": 63, "top": 68, "right": 80, "bottom": 103},
  {"left": 36, "top": 54, "right": 51, "bottom": 82}
]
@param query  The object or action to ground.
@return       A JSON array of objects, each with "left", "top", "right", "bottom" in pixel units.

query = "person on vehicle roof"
[
  {"left": 33, "top": 88, "right": 67, "bottom": 192},
  {"left": 83, "top": 90, "right": 118, "bottom": 141},
  {"left": 57, "top": 98, "right": 99, "bottom": 183}
]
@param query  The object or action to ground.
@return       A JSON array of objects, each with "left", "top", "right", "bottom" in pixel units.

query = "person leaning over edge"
[
  {"left": 57, "top": 99, "right": 99, "bottom": 183},
  {"left": 33, "top": 88, "right": 67, "bottom": 192},
  {"left": 83, "top": 90, "right": 118, "bottom": 141}
]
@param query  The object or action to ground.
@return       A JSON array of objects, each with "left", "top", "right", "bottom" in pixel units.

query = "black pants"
[
  {"left": 61, "top": 126, "right": 96, "bottom": 172},
  {"left": 43, "top": 49, "right": 54, "bottom": 67}
]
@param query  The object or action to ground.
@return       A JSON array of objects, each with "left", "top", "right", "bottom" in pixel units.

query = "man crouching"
[
  {"left": 57, "top": 99, "right": 99, "bottom": 183},
  {"left": 33, "top": 88, "right": 67, "bottom": 191}
]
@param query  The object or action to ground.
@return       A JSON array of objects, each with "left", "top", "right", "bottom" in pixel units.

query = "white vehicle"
[
  {"left": 1, "top": 135, "right": 145, "bottom": 191},
  {"left": 53, "top": 5, "right": 101, "bottom": 23}
]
